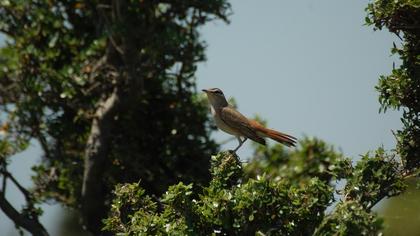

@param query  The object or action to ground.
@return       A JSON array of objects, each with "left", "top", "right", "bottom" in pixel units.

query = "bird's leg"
[{"left": 233, "top": 137, "right": 247, "bottom": 152}]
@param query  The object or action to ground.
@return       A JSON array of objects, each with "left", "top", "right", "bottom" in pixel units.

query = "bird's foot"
[{"left": 227, "top": 149, "right": 237, "bottom": 154}]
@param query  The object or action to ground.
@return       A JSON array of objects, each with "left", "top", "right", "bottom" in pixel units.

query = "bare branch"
[
  {"left": 0, "top": 165, "right": 48, "bottom": 236},
  {"left": 1, "top": 174, "right": 5, "bottom": 197},
  {"left": 1, "top": 170, "right": 32, "bottom": 203},
  {"left": 0, "top": 191, "right": 49, "bottom": 236}
]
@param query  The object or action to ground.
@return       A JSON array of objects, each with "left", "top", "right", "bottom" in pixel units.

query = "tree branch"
[
  {"left": 1, "top": 170, "right": 32, "bottom": 203},
  {"left": 0, "top": 192, "right": 49, "bottom": 236},
  {"left": 366, "top": 168, "right": 420, "bottom": 210},
  {"left": 0, "top": 165, "right": 49, "bottom": 236},
  {"left": 0, "top": 75, "right": 20, "bottom": 105}
]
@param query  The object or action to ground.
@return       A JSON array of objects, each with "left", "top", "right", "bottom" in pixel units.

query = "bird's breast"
[{"left": 213, "top": 112, "right": 241, "bottom": 136}]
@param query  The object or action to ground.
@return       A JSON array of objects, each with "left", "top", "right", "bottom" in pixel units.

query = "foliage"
[
  {"left": 104, "top": 138, "right": 405, "bottom": 235},
  {"left": 344, "top": 148, "right": 405, "bottom": 209},
  {"left": 314, "top": 150, "right": 406, "bottom": 236},
  {"left": 244, "top": 137, "right": 352, "bottom": 182},
  {"left": 366, "top": 0, "right": 420, "bottom": 172},
  {"left": 104, "top": 146, "right": 337, "bottom": 235},
  {"left": 0, "top": 0, "right": 230, "bottom": 234},
  {"left": 314, "top": 200, "right": 383, "bottom": 236}
]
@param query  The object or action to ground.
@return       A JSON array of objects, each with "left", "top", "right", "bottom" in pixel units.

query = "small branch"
[
  {"left": 1, "top": 174, "right": 6, "bottom": 197},
  {"left": 365, "top": 169, "right": 419, "bottom": 211},
  {"left": 0, "top": 28, "right": 13, "bottom": 36},
  {"left": 367, "top": 190, "right": 389, "bottom": 211},
  {"left": 0, "top": 76, "right": 20, "bottom": 105},
  {"left": 108, "top": 35, "right": 124, "bottom": 56},
  {"left": 1, "top": 170, "right": 32, "bottom": 203},
  {"left": 36, "top": 133, "right": 51, "bottom": 161},
  {"left": 97, "top": 1, "right": 124, "bottom": 56},
  {"left": 402, "top": 168, "right": 420, "bottom": 180}
]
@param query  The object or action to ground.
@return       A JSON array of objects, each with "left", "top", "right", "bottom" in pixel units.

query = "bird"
[{"left": 202, "top": 88, "right": 297, "bottom": 152}]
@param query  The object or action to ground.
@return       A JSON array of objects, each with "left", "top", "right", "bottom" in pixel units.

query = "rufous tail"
[{"left": 250, "top": 120, "right": 297, "bottom": 147}]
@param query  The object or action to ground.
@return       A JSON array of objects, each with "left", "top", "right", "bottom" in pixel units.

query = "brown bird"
[{"left": 203, "top": 88, "right": 296, "bottom": 152}]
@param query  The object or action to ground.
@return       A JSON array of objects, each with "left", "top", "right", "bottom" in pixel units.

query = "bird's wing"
[{"left": 220, "top": 107, "right": 266, "bottom": 145}]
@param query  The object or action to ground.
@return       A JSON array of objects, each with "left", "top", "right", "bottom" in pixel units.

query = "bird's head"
[{"left": 202, "top": 88, "right": 228, "bottom": 107}]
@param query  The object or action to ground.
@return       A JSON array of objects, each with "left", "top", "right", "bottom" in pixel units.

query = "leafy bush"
[{"left": 104, "top": 138, "right": 407, "bottom": 235}]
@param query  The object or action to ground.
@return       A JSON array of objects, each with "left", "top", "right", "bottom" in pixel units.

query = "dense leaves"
[
  {"left": 104, "top": 138, "right": 409, "bottom": 235},
  {"left": 366, "top": 0, "right": 420, "bottom": 172},
  {"left": 104, "top": 146, "right": 337, "bottom": 235},
  {"left": 314, "top": 200, "right": 383, "bottom": 236},
  {"left": 344, "top": 148, "right": 405, "bottom": 209},
  {"left": 244, "top": 137, "right": 352, "bottom": 182}
]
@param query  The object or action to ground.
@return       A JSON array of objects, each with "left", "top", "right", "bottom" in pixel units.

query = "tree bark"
[
  {"left": 80, "top": 1, "right": 142, "bottom": 233},
  {"left": 81, "top": 88, "right": 120, "bottom": 234}
]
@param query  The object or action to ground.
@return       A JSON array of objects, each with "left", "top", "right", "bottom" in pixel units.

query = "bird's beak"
[{"left": 202, "top": 89, "right": 209, "bottom": 93}]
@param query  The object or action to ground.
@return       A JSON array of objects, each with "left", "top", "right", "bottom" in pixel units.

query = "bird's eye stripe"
[{"left": 209, "top": 88, "right": 222, "bottom": 94}]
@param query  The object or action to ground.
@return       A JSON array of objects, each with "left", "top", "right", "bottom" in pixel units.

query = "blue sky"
[
  {"left": 197, "top": 0, "right": 401, "bottom": 158},
  {"left": 0, "top": 1, "right": 403, "bottom": 235}
]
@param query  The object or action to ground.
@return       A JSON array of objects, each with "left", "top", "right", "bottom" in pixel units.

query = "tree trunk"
[{"left": 81, "top": 88, "right": 120, "bottom": 234}]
